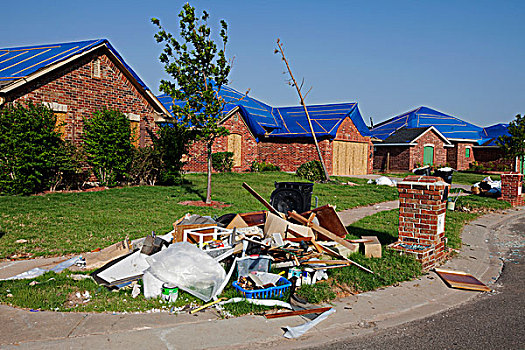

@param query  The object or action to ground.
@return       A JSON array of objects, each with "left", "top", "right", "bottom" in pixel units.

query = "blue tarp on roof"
[
  {"left": 370, "top": 106, "right": 484, "bottom": 141},
  {"left": 478, "top": 123, "right": 510, "bottom": 146},
  {"left": 158, "top": 86, "right": 371, "bottom": 141},
  {"left": 0, "top": 39, "right": 149, "bottom": 90}
]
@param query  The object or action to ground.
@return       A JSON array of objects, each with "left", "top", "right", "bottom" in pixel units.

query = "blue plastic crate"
[{"left": 232, "top": 276, "right": 291, "bottom": 299}]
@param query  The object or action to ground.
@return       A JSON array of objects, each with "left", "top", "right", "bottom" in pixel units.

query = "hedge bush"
[
  {"left": 83, "top": 109, "right": 133, "bottom": 187},
  {"left": 212, "top": 152, "right": 234, "bottom": 172},
  {"left": 296, "top": 160, "right": 324, "bottom": 182},
  {"left": 250, "top": 160, "right": 280, "bottom": 172},
  {"left": 0, "top": 102, "right": 64, "bottom": 195}
]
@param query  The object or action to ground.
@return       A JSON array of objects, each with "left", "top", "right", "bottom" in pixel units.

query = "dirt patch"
[
  {"left": 35, "top": 186, "right": 119, "bottom": 196},
  {"left": 65, "top": 290, "right": 91, "bottom": 308},
  {"left": 178, "top": 200, "right": 231, "bottom": 208}
]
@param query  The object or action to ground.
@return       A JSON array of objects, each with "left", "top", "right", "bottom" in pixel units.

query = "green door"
[
  {"left": 520, "top": 156, "right": 524, "bottom": 174},
  {"left": 423, "top": 146, "right": 434, "bottom": 166}
]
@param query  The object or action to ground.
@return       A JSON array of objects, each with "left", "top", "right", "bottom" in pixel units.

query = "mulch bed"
[{"left": 178, "top": 200, "right": 231, "bottom": 208}]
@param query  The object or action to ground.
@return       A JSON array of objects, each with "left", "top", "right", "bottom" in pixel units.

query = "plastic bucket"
[{"left": 161, "top": 283, "right": 178, "bottom": 303}]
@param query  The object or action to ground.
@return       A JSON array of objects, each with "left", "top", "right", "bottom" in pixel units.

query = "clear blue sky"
[{"left": 1, "top": 0, "right": 523, "bottom": 126}]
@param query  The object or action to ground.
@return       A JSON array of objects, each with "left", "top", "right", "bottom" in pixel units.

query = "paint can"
[
  {"left": 161, "top": 283, "right": 178, "bottom": 303},
  {"left": 447, "top": 201, "right": 455, "bottom": 211}
]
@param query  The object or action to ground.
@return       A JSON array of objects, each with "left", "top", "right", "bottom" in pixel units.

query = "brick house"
[
  {"left": 373, "top": 126, "right": 451, "bottom": 171},
  {"left": 0, "top": 39, "right": 170, "bottom": 146},
  {"left": 370, "top": 106, "right": 518, "bottom": 172},
  {"left": 158, "top": 86, "right": 374, "bottom": 175}
]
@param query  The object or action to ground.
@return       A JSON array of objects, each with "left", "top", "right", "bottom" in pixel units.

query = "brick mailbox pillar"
[
  {"left": 500, "top": 172, "right": 524, "bottom": 207},
  {"left": 389, "top": 175, "right": 450, "bottom": 271}
]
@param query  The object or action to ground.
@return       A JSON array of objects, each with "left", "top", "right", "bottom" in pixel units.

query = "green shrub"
[
  {"left": 296, "top": 160, "right": 324, "bottom": 182},
  {"left": 0, "top": 102, "right": 64, "bottom": 195},
  {"left": 212, "top": 152, "right": 233, "bottom": 172},
  {"left": 154, "top": 123, "right": 193, "bottom": 185},
  {"left": 49, "top": 141, "right": 89, "bottom": 191},
  {"left": 83, "top": 109, "right": 133, "bottom": 187},
  {"left": 250, "top": 160, "right": 280, "bottom": 172},
  {"left": 128, "top": 146, "right": 162, "bottom": 186}
]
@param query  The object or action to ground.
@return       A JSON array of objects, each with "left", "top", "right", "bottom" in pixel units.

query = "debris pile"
[
  {"left": 471, "top": 176, "right": 501, "bottom": 197},
  {"left": 4, "top": 181, "right": 382, "bottom": 338}
]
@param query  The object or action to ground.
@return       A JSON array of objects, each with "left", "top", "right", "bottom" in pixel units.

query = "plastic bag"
[{"left": 146, "top": 242, "right": 226, "bottom": 302}]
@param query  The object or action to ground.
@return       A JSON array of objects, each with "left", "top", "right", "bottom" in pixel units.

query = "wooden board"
[
  {"left": 332, "top": 141, "right": 368, "bottom": 176},
  {"left": 264, "top": 307, "right": 332, "bottom": 319},
  {"left": 301, "top": 204, "right": 348, "bottom": 240},
  {"left": 172, "top": 223, "right": 216, "bottom": 242},
  {"left": 434, "top": 268, "right": 491, "bottom": 292},
  {"left": 227, "top": 133, "right": 242, "bottom": 167}
]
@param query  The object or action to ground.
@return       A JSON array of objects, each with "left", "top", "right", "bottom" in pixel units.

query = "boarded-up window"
[
  {"left": 130, "top": 121, "right": 140, "bottom": 147},
  {"left": 227, "top": 134, "right": 242, "bottom": 167},
  {"left": 54, "top": 112, "right": 67, "bottom": 139},
  {"left": 126, "top": 113, "right": 140, "bottom": 147},
  {"left": 332, "top": 141, "right": 368, "bottom": 175}
]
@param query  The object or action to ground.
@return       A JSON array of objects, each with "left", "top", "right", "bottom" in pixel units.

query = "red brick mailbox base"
[
  {"left": 389, "top": 176, "right": 450, "bottom": 271},
  {"left": 500, "top": 173, "right": 524, "bottom": 207}
]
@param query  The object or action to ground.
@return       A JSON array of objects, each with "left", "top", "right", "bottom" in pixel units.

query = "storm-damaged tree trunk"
[{"left": 275, "top": 39, "right": 330, "bottom": 182}]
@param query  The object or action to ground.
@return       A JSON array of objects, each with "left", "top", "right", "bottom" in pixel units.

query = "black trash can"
[
  {"left": 412, "top": 165, "right": 432, "bottom": 176},
  {"left": 433, "top": 168, "right": 455, "bottom": 184},
  {"left": 270, "top": 182, "right": 313, "bottom": 214}
]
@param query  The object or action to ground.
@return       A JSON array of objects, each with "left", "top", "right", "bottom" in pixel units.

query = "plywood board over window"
[
  {"left": 126, "top": 113, "right": 141, "bottom": 147},
  {"left": 332, "top": 141, "right": 368, "bottom": 175},
  {"left": 54, "top": 112, "right": 67, "bottom": 139},
  {"left": 228, "top": 133, "right": 242, "bottom": 167}
]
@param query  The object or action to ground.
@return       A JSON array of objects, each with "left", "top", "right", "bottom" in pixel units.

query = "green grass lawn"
[
  {"left": 0, "top": 189, "right": 510, "bottom": 314},
  {"left": 0, "top": 172, "right": 398, "bottom": 259}
]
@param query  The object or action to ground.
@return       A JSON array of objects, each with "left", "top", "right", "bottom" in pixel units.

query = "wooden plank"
[
  {"left": 242, "top": 182, "right": 282, "bottom": 217},
  {"left": 302, "top": 260, "right": 351, "bottom": 265},
  {"left": 434, "top": 268, "right": 491, "bottom": 292},
  {"left": 300, "top": 204, "right": 348, "bottom": 239},
  {"left": 264, "top": 307, "right": 332, "bottom": 319},
  {"left": 288, "top": 211, "right": 357, "bottom": 252}
]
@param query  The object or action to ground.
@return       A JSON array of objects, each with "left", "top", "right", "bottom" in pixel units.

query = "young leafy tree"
[
  {"left": 83, "top": 109, "right": 133, "bottom": 187},
  {"left": 152, "top": 3, "right": 231, "bottom": 203},
  {"left": 0, "top": 102, "right": 64, "bottom": 195},
  {"left": 496, "top": 114, "right": 525, "bottom": 172}
]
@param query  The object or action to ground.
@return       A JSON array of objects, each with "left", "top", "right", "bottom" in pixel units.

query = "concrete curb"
[{"left": 0, "top": 207, "right": 522, "bottom": 349}]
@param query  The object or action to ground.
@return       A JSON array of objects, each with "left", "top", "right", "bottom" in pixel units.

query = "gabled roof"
[
  {"left": 478, "top": 123, "right": 510, "bottom": 146},
  {"left": 370, "top": 106, "right": 484, "bottom": 141},
  {"left": 158, "top": 86, "right": 371, "bottom": 141},
  {"left": 382, "top": 127, "right": 430, "bottom": 143},
  {"left": 379, "top": 126, "right": 451, "bottom": 145},
  {"left": 0, "top": 39, "right": 148, "bottom": 90}
]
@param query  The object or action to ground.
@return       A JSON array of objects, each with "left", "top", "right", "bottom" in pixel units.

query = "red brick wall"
[
  {"left": 258, "top": 138, "right": 331, "bottom": 173},
  {"left": 446, "top": 142, "right": 475, "bottom": 170},
  {"left": 473, "top": 147, "right": 515, "bottom": 170},
  {"left": 409, "top": 131, "right": 447, "bottom": 169},
  {"left": 373, "top": 146, "right": 411, "bottom": 171},
  {"left": 183, "top": 111, "right": 258, "bottom": 172},
  {"left": 7, "top": 48, "right": 159, "bottom": 146}
]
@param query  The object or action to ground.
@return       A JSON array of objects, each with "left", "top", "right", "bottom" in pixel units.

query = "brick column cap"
[
  {"left": 501, "top": 172, "right": 523, "bottom": 177},
  {"left": 398, "top": 175, "right": 448, "bottom": 188}
]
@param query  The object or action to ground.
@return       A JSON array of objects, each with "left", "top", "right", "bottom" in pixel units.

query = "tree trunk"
[{"left": 205, "top": 141, "right": 212, "bottom": 204}]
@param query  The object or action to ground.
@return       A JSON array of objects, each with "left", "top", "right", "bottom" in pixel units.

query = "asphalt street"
[{"left": 309, "top": 215, "right": 525, "bottom": 350}]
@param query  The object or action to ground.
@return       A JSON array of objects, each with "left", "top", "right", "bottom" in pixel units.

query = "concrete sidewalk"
[{"left": 0, "top": 206, "right": 523, "bottom": 349}]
